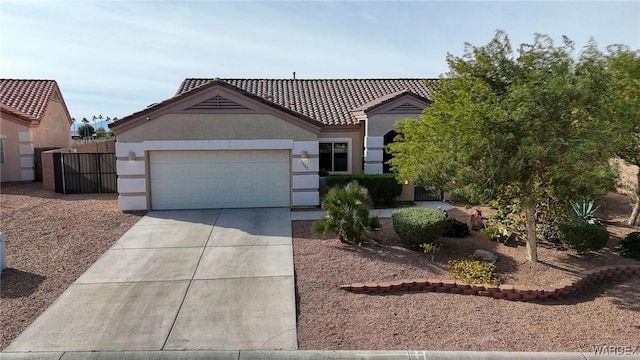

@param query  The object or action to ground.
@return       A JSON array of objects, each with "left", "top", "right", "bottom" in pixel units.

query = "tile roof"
[
  {"left": 352, "top": 89, "right": 430, "bottom": 113},
  {"left": 0, "top": 79, "right": 58, "bottom": 121},
  {"left": 110, "top": 79, "right": 323, "bottom": 132},
  {"left": 177, "top": 78, "right": 435, "bottom": 126}
]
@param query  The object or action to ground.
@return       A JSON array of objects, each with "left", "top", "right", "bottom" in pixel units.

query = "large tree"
[
  {"left": 606, "top": 45, "right": 640, "bottom": 225},
  {"left": 78, "top": 124, "right": 95, "bottom": 139},
  {"left": 389, "top": 31, "right": 617, "bottom": 262}
]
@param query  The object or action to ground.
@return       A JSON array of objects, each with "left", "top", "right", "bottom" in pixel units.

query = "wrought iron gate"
[{"left": 53, "top": 153, "right": 117, "bottom": 194}]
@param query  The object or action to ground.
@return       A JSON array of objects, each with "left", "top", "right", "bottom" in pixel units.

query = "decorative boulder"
[
  {"left": 469, "top": 208, "right": 484, "bottom": 230},
  {"left": 474, "top": 249, "right": 498, "bottom": 262}
]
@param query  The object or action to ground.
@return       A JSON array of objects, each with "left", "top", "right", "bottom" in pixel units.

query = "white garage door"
[{"left": 150, "top": 150, "right": 290, "bottom": 210}]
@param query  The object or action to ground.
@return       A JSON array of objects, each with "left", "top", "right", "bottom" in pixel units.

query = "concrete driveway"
[{"left": 5, "top": 208, "right": 297, "bottom": 352}]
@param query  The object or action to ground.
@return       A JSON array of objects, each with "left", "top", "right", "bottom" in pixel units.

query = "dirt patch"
[
  {"left": 0, "top": 182, "right": 145, "bottom": 350},
  {"left": 293, "top": 195, "right": 640, "bottom": 351}
]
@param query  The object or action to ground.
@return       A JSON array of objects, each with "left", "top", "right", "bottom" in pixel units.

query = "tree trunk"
[
  {"left": 629, "top": 172, "right": 640, "bottom": 226},
  {"left": 629, "top": 200, "right": 640, "bottom": 226},
  {"left": 525, "top": 205, "right": 538, "bottom": 262}
]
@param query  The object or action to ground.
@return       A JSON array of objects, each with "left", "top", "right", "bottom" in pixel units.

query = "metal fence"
[
  {"left": 53, "top": 153, "right": 117, "bottom": 194},
  {"left": 414, "top": 187, "right": 443, "bottom": 201}
]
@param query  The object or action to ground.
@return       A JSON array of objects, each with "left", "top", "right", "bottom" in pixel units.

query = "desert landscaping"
[
  {"left": 0, "top": 183, "right": 145, "bottom": 350},
  {"left": 293, "top": 162, "right": 640, "bottom": 351},
  {"left": 1, "top": 163, "right": 638, "bottom": 351}
]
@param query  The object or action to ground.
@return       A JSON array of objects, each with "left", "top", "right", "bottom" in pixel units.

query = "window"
[
  {"left": 0, "top": 138, "right": 4, "bottom": 164},
  {"left": 319, "top": 140, "right": 350, "bottom": 173}
]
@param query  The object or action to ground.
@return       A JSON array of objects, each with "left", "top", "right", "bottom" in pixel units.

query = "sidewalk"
[{"left": 1, "top": 349, "right": 631, "bottom": 359}]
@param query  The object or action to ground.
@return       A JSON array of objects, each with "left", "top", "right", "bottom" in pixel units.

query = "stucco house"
[
  {"left": 109, "top": 78, "right": 434, "bottom": 211},
  {"left": 0, "top": 79, "right": 73, "bottom": 182}
]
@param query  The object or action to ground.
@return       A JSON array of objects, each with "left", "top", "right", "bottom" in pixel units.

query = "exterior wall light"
[
  {"left": 128, "top": 151, "right": 136, "bottom": 161},
  {"left": 300, "top": 150, "right": 309, "bottom": 160}
]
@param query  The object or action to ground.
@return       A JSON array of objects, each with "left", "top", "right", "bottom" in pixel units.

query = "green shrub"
[
  {"left": 314, "top": 181, "right": 380, "bottom": 244},
  {"left": 325, "top": 174, "right": 403, "bottom": 206},
  {"left": 420, "top": 242, "right": 441, "bottom": 261},
  {"left": 614, "top": 232, "right": 640, "bottom": 260},
  {"left": 448, "top": 256, "right": 501, "bottom": 285},
  {"left": 482, "top": 203, "right": 524, "bottom": 243},
  {"left": 557, "top": 221, "right": 610, "bottom": 253},
  {"left": 391, "top": 207, "right": 445, "bottom": 250},
  {"left": 480, "top": 225, "right": 518, "bottom": 244},
  {"left": 442, "top": 218, "right": 470, "bottom": 238}
]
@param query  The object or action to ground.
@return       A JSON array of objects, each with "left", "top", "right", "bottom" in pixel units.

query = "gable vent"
[
  {"left": 187, "top": 95, "right": 250, "bottom": 111},
  {"left": 389, "top": 103, "right": 423, "bottom": 113}
]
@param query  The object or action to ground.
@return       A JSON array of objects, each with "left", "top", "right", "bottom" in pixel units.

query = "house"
[
  {"left": 109, "top": 78, "right": 434, "bottom": 211},
  {"left": 0, "top": 79, "right": 73, "bottom": 182}
]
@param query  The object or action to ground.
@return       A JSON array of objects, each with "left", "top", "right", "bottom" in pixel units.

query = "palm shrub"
[
  {"left": 314, "top": 181, "right": 380, "bottom": 244},
  {"left": 392, "top": 207, "right": 446, "bottom": 250},
  {"left": 614, "top": 232, "right": 640, "bottom": 260}
]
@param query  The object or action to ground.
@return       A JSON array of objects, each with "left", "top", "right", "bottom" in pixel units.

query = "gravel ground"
[
  {"left": 2, "top": 180, "right": 638, "bottom": 352},
  {"left": 0, "top": 182, "right": 145, "bottom": 350},
  {"left": 293, "top": 194, "right": 640, "bottom": 351}
]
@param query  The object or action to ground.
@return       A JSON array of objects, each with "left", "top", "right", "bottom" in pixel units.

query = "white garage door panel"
[{"left": 150, "top": 150, "right": 290, "bottom": 210}]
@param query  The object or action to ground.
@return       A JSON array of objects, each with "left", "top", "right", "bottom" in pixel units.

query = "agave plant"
[
  {"left": 314, "top": 180, "right": 380, "bottom": 244},
  {"left": 570, "top": 200, "right": 603, "bottom": 225}
]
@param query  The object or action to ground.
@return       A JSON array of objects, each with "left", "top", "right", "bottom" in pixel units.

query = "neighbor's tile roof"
[
  {"left": 0, "top": 79, "right": 58, "bottom": 120},
  {"left": 177, "top": 78, "right": 434, "bottom": 126}
]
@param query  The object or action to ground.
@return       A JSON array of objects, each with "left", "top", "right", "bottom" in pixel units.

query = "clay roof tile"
[
  {"left": 0, "top": 79, "right": 58, "bottom": 121},
  {"left": 176, "top": 78, "right": 435, "bottom": 126}
]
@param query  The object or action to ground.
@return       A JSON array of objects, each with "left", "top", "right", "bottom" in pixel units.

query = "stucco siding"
[
  {"left": 33, "top": 100, "right": 72, "bottom": 148},
  {"left": 0, "top": 118, "right": 29, "bottom": 182},
  {"left": 117, "top": 113, "right": 317, "bottom": 142},
  {"left": 366, "top": 113, "right": 421, "bottom": 137}
]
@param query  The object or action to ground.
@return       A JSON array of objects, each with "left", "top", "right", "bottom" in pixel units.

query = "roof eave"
[
  {"left": 352, "top": 91, "right": 432, "bottom": 114},
  {"left": 0, "top": 107, "right": 36, "bottom": 126},
  {"left": 110, "top": 80, "right": 323, "bottom": 134}
]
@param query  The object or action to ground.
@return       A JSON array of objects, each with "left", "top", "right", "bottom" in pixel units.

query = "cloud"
[{"left": 1, "top": 1, "right": 638, "bottom": 120}]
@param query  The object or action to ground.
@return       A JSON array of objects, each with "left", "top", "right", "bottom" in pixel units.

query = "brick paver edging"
[{"left": 339, "top": 265, "right": 640, "bottom": 301}]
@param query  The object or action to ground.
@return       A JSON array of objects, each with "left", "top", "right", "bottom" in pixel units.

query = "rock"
[{"left": 474, "top": 249, "right": 498, "bottom": 262}]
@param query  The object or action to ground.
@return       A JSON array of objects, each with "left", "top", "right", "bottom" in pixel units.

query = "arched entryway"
[{"left": 383, "top": 130, "right": 397, "bottom": 174}]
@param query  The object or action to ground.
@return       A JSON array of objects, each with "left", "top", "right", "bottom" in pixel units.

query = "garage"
[{"left": 149, "top": 150, "right": 291, "bottom": 210}]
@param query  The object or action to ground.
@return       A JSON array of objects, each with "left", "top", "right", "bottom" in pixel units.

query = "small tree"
[
  {"left": 95, "top": 127, "right": 107, "bottom": 139},
  {"left": 606, "top": 45, "right": 640, "bottom": 225},
  {"left": 314, "top": 181, "right": 381, "bottom": 244},
  {"left": 78, "top": 124, "right": 95, "bottom": 139},
  {"left": 389, "top": 31, "right": 617, "bottom": 262}
]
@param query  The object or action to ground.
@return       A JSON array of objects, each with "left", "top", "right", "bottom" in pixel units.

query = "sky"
[{"left": 1, "top": 1, "right": 639, "bottom": 130}]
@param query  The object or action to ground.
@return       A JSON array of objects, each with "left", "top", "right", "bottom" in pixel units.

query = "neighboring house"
[
  {"left": 109, "top": 78, "right": 434, "bottom": 211},
  {"left": 0, "top": 79, "right": 72, "bottom": 182}
]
